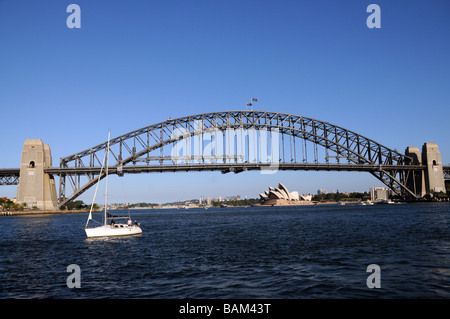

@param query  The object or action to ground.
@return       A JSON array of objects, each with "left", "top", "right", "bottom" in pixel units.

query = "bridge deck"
[
  {"left": 0, "top": 168, "right": 20, "bottom": 185},
  {"left": 0, "top": 164, "right": 434, "bottom": 176},
  {"left": 2, "top": 164, "right": 447, "bottom": 183},
  {"left": 45, "top": 163, "right": 427, "bottom": 175}
]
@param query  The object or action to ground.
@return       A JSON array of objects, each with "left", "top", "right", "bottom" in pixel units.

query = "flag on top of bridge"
[
  {"left": 246, "top": 102, "right": 252, "bottom": 106},
  {"left": 251, "top": 98, "right": 258, "bottom": 102}
]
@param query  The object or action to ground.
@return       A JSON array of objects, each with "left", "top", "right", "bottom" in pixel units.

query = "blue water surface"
[{"left": 0, "top": 203, "right": 449, "bottom": 298}]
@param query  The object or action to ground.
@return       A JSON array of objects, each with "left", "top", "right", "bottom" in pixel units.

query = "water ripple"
[{"left": 0, "top": 203, "right": 449, "bottom": 298}]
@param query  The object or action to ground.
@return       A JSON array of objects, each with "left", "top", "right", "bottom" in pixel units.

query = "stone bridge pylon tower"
[
  {"left": 405, "top": 142, "right": 446, "bottom": 198},
  {"left": 16, "top": 139, "right": 58, "bottom": 210}
]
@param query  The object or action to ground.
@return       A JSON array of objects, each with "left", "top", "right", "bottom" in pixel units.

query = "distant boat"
[
  {"left": 220, "top": 203, "right": 228, "bottom": 208},
  {"left": 85, "top": 131, "right": 142, "bottom": 238},
  {"left": 337, "top": 201, "right": 345, "bottom": 206},
  {"left": 377, "top": 200, "right": 395, "bottom": 205}
]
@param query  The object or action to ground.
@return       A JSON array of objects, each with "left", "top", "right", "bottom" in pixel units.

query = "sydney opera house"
[{"left": 259, "top": 183, "right": 313, "bottom": 206}]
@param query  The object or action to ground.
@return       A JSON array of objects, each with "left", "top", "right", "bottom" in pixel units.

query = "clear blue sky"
[{"left": 1, "top": 0, "right": 449, "bottom": 203}]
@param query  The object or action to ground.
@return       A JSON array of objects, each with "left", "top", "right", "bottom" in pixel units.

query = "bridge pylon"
[
  {"left": 422, "top": 142, "right": 446, "bottom": 195},
  {"left": 16, "top": 139, "right": 58, "bottom": 210},
  {"left": 405, "top": 142, "right": 445, "bottom": 198}
]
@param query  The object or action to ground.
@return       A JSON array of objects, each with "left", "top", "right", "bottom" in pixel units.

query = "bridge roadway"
[
  {"left": 0, "top": 168, "right": 20, "bottom": 185},
  {"left": 3, "top": 164, "right": 450, "bottom": 186},
  {"left": 48, "top": 163, "right": 428, "bottom": 174},
  {"left": 0, "top": 163, "right": 434, "bottom": 181}
]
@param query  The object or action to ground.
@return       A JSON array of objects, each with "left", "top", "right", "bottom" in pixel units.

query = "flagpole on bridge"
[{"left": 246, "top": 97, "right": 258, "bottom": 111}]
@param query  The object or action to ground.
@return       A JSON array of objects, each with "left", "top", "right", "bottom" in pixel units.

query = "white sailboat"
[{"left": 85, "top": 131, "right": 142, "bottom": 238}]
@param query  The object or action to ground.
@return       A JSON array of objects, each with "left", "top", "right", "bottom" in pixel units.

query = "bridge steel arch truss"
[{"left": 56, "top": 111, "right": 424, "bottom": 208}]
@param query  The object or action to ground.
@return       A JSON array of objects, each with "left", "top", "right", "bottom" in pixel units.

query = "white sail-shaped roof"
[
  {"left": 260, "top": 183, "right": 311, "bottom": 203},
  {"left": 278, "top": 183, "right": 291, "bottom": 200},
  {"left": 289, "top": 191, "right": 300, "bottom": 201}
]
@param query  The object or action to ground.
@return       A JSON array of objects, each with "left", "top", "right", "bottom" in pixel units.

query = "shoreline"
[
  {"left": 1, "top": 199, "right": 448, "bottom": 216},
  {"left": 0, "top": 209, "right": 95, "bottom": 216}
]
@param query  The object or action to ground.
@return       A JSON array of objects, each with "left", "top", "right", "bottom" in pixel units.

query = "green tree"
[{"left": 67, "top": 200, "right": 87, "bottom": 210}]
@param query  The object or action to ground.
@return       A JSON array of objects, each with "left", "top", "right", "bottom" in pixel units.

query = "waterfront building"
[{"left": 370, "top": 187, "right": 389, "bottom": 202}]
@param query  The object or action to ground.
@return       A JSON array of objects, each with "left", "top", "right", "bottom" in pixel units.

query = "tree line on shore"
[
  {"left": 0, "top": 197, "right": 28, "bottom": 211},
  {"left": 66, "top": 200, "right": 100, "bottom": 210},
  {"left": 312, "top": 191, "right": 370, "bottom": 202},
  {"left": 3, "top": 189, "right": 447, "bottom": 212}
]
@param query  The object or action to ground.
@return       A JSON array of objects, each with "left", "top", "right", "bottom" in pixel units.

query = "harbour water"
[{"left": 0, "top": 203, "right": 449, "bottom": 299}]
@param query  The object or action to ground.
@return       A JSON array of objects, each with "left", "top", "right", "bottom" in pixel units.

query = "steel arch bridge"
[{"left": 49, "top": 110, "right": 427, "bottom": 208}]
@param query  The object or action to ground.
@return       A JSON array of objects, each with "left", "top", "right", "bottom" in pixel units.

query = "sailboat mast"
[{"left": 104, "top": 131, "right": 111, "bottom": 226}]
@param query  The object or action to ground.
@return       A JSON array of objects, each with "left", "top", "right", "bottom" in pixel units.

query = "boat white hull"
[{"left": 85, "top": 224, "right": 142, "bottom": 238}]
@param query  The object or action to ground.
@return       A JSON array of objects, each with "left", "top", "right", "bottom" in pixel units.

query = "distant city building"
[
  {"left": 370, "top": 187, "right": 389, "bottom": 201},
  {"left": 317, "top": 189, "right": 328, "bottom": 195}
]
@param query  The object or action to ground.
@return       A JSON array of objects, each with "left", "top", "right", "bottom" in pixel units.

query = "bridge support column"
[
  {"left": 422, "top": 142, "right": 446, "bottom": 196},
  {"left": 17, "top": 139, "right": 58, "bottom": 210},
  {"left": 405, "top": 146, "right": 426, "bottom": 198}
]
